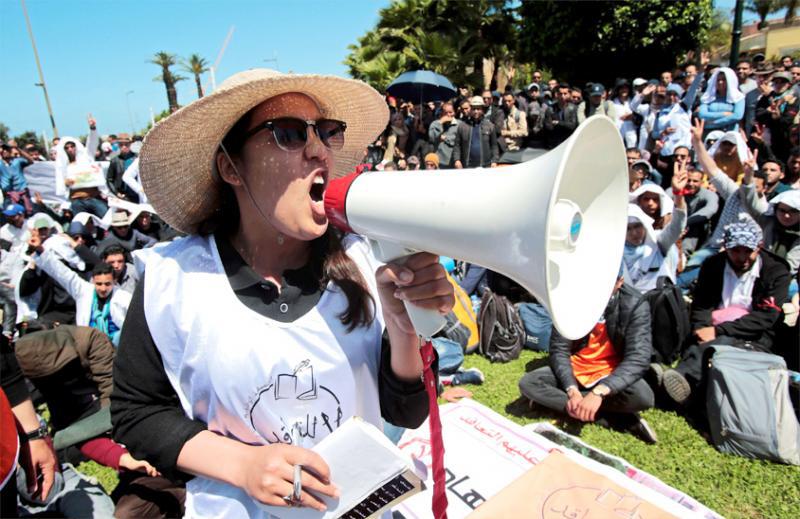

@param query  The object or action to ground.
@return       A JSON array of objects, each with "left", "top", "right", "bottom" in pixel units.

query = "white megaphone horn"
[{"left": 325, "top": 116, "right": 628, "bottom": 340}]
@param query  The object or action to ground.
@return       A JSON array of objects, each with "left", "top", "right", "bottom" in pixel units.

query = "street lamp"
[{"left": 125, "top": 90, "right": 135, "bottom": 134}]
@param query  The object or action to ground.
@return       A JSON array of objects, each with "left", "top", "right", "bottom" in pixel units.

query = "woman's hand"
[
  {"left": 375, "top": 252, "right": 454, "bottom": 336},
  {"left": 119, "top": 453, "right": 161, "bottom": 477},
  {"left": 236, "top": 444, "right": 338, "bottom": 512}
]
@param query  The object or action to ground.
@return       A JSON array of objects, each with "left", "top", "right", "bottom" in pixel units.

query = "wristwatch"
[
  {"left": 591, "top": 384, "right": 610, "bottom": 397},
  {"left": 24, "top": 424, "right": 49, "bottom": 442}
]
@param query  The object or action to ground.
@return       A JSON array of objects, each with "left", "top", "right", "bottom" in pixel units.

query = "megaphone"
[{"left": 325, "top": 116, "right": 628, "bottom": 340}]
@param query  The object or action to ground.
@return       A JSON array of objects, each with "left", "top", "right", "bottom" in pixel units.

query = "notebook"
[{"left": 260, "top": 416, "right": 426, "bottom": 519}]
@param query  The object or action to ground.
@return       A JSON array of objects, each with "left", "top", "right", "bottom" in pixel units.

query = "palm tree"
[
  {"left": 149, "top": 51, "right": 185, "bottom": 112},
  {"left": 181, "top": 54, "right": 210, "bottom": 99},
  {"left": 781, "top": 0, "right": 797, "bottom": 24},
  {"left": 746, "top": 0, "right": 779, "bottom": 29}
]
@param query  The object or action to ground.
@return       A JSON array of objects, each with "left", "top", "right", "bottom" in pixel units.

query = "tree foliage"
[
  {"left": 149, "top": 51, "right": 185, "bottom": 113},
  {"left": 344, "top": 0, "right": 516, "bottom": 91},
  {"left": 181, "top": 54, "right": 209, "bottom": 99},
  {"left": 516, "top": 0, "right": 714, "bottom": 88}
]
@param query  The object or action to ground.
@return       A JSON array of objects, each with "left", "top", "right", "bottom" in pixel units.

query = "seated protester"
[
  {"left": 760, "top": 158, "right": 793, "bottom": 201},
  {"left": 660, "top": 219, "right": 791, "bottom": 405},
  {"left": 102, "top": 245, "right": 139, "bottom": 294},
  {"left": 0, "top": 203, "right": 29, "bottom": 247},
  {"left": 682, "top": 165, "right": 720, "bottom": 256},
  {"left": 623, "top": 204, "right": 681, "bottom": 292},
  {"left": 71, "top": 213, "right": 106, "bottom": 249},
  {"left": 679, "top": 119, "right": 767, "bottom": 288},
  {"left": 707, "top": 130, "right": 748, "bottom": 183},
  {"left": 743, "top": 189, "right": 800, "bottom": 275},
  {"left": 13, "top": 326, "right": 181, "bottom": 518},
  {"left": 97, "top": 211, "right": 157, "bottom": 255},
  {"left": 518, "top": 274, "right": 657, "bottom": 443},
  {"left": 629, "top": 159, "right": 662, "bottom": 190},
  {"left": 133, "top": 208, "right": 172, "bottom": 242},
  {"left": 629, "top": 173, "right": 688, "bottom": 233},
  {"left": 29, "top": 233, "right": 131, "bottom": 345},
  {"left": 29, "top": 192, "right": 73, "bottom": 227},
  {"left": 698, "top": 67, "right": 745, "bottom": 132}
]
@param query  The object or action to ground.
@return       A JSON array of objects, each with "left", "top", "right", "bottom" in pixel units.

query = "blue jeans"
[
  {"left": 71, "top": 197, "right": 108, "bottom": 218},
  {"left": 678, "top": 245, "right": 719, "bottom": 291},
  {"left": 433, "top": 338, "right": 464, "bottom": 375}
]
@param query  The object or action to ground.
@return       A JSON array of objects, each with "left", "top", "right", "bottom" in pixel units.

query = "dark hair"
[
  {"left": 558, "top": 82, "right": 570, "bottom": 91},
  {"left": 763, "top": 158, "right": 785, "bottom": 172},
  {"left": 625, "top": 147, "right": 641, "bottom": 155},
  {"left": 206, "top": 106, "right": 375, "bottom": 331},
  {"left": 754, "top": 169, "right": 768, "bottom": 181},
  {"left": 92, "top": 263, "right": 114, "bottom": 277},
  {"left": 102, "top": 245, "right": 126, "bottom": 260},
  {"left": 736, "top": 59, "right": 752, "bottom": 67}
]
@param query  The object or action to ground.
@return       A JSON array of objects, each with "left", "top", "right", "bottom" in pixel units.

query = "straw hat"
[{"left": 139, "top": 68, "right": 389, "bottom": 233}]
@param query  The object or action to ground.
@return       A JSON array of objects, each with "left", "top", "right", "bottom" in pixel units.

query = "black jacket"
[
  {"left": 690, "top": 250, "right": 790, "bottom": 350},
  {"left": 453, "top": 118, "right": 499, "bottom": 167},
  {"left": 549, "top": 284, "right": 652, "bottom": 396},
  {"left": 543, "top": 102, "right": 579, "bottom": 148},
  {"left": 105, "top": 153, "right": 140, "bottom": 203}
]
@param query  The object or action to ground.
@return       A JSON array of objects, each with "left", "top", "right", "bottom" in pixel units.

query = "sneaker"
[
  {"left": 629, "top": 415, "right": 658, "bottom": 444},
  {"left": 662, "top": 369, "right": 691, "bottom": 404},
  {"left": 648, "top": 363, "right": 665, "bottom": 387},
  {"left": 452, "top": 368, "right": 485, "bottom": 386}
]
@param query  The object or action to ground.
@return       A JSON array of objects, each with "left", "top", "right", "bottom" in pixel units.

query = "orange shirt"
[{"left": 570, "top": 322, "right": 621, "bottom": 387}]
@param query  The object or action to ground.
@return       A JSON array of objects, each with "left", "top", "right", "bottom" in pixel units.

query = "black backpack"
[
  {"left": 641, "top": 277, "right": 690, "bottom": 364},
  {"left": 478, "top": 289, "right": 525, "bottom": 363}
]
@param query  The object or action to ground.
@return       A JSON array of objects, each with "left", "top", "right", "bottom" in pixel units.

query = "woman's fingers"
[{"left": 394, "top": 277, "right": 453, "bottom": 305}]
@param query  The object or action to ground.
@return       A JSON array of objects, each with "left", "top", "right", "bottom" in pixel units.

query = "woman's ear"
[{"left": 216, "top": 148, "right": 242, "bottom": 187}]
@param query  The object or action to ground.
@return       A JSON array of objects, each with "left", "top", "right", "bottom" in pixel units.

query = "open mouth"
[{"left": 309, "top": 168, "right": 328, "bottom": 205}]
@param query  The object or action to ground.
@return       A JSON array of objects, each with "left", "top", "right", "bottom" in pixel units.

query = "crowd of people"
[{"left": 0, "top": 53, "right": 798, "bottom": 517}]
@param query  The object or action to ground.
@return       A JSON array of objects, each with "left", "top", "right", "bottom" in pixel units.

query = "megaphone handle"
[{"left": 370, "top": 239, "right": 447, "bottom": 339}]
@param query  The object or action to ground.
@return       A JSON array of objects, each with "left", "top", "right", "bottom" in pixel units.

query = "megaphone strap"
[{"left": 421, "top": 339, "right": 448, "bottom": 519}]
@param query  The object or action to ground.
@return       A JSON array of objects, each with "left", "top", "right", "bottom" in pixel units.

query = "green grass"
[
  {"left": 76, "top": 350, "right": 800, "bottom": 518},
  {"left": 460, "top": 350, "right": 800, "bottom": 519}
]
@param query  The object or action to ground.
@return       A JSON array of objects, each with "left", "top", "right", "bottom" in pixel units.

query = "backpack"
[
  {"left": 706, "top": 346, "right": 800, "bottom": 465},
  {"left": 641, "top": 277, "right": 690, "bottom": 364},
  {"left": 478, "top": 289, "right": 525, "bottom": 363},
  {"left": 444, "top": 275, "right": 479, "bottom": 353}
]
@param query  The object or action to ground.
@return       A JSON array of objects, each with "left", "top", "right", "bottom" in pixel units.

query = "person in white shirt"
[{"left": 0, "top": 204, "right": 28, "bottom": 246}]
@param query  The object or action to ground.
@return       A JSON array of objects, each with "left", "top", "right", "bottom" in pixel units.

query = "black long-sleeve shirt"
[{"left": 111, "top": 234, "right": 433, "bottom": 480}]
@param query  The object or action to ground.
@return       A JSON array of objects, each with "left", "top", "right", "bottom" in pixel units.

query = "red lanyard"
[{"left": 420, "top": 339, "right": 448, "bottom": 519}]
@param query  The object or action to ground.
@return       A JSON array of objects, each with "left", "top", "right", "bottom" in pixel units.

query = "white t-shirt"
[{"left": 142, "top": 234, "right": 387, "bottom": 518}]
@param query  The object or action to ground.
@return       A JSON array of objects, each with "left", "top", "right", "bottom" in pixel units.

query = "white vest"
[{"left": 143, "top": 234, "right": 386, "bottom": 518}]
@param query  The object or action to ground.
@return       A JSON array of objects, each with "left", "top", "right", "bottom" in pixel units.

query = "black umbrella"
[{"left": 386, "top": 70, "right": 457, "bottom": 102}]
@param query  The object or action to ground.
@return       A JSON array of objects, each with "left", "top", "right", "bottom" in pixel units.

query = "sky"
[
  {"left": 1, "top": 0, "right": 775, "bottom": 140},
  {"left": 1, "top": 0, "right": 389, "bottom": 139}
]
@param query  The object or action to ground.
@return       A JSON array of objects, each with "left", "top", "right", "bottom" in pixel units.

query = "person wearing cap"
[
  {"left": 628, "top": 159, "right": 662, "bottom": 191},
  {"left": 678, "top": 119, "right": 769, "bottom": 290},
  {"left": 499, "top": 92, "right": 528, "bottom": 152},
  {"left": 699, "top": 67, "right": 745, "bottom": 133},
  {"left": 406, "top": 155, "right": 420, "bottom": 171},
  {"left": 757, "top": 71, "right": 799, "bottom": 161},
  {"left": 659, "top": 218, "right": 791, "bottom": 406},
  {"left": 428, "top": 101, "right": 459, "bottom": 168},
  {"left": 97, "top": 211, "right": 156, "bottom": 256},
  {"left": 423, "top": 153, "right": 439, "bottom": 170},
  {"left": 578, "top": 83, "right": 616, "bottom": 125},
  {"left": 453, "top": 95, "right": 499, "bottom": 168},
  {"left": 518, "top": 273, "right": 658, "bottom": 444},
  {"left": 543, "top": 83, "right": 579, "bottom": 148},
  {"left": 106, "top": 134, "right": 140, "bottom": 203},
  {"left": 524, "top": 83, "right": 545, "bottom": 148},
  {"left": 0, "top": 204, "right": 28, "bottom": 247},
  {"left": 109, "top": 69, "right": 452, "bottom": 516}
]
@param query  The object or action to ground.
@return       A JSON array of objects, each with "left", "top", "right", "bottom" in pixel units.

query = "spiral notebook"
[{"left": 261, "top": 417, "right": 427, "bottom": 519}]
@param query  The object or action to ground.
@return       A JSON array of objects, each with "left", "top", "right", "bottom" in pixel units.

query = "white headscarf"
[
  {"left": 54, "top": 137, "right": 93, "bottom": 197},
  {"left": 701, "top": 67, "right": 745, "bottom": 105},
  {"left": 622, "top": 204, "right": 679, "bottom": 291},
  {"left": 707, "top": 130, "right": 751, "bottom": 168},
  {"left": 766, "top": 189, "right": 800, "bottom": 215},
  {"left": 629, "top": 183, "right": 674, "bottom": 217}
]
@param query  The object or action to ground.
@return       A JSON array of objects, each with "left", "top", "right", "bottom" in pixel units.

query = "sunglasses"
[{"left": 244, "top": 117, "right": 347, "bottom": 152}]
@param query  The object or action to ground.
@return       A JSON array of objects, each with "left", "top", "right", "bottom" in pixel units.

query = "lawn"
[{"left": 77, "top": 350, "right": 800, "bottom": 518}]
